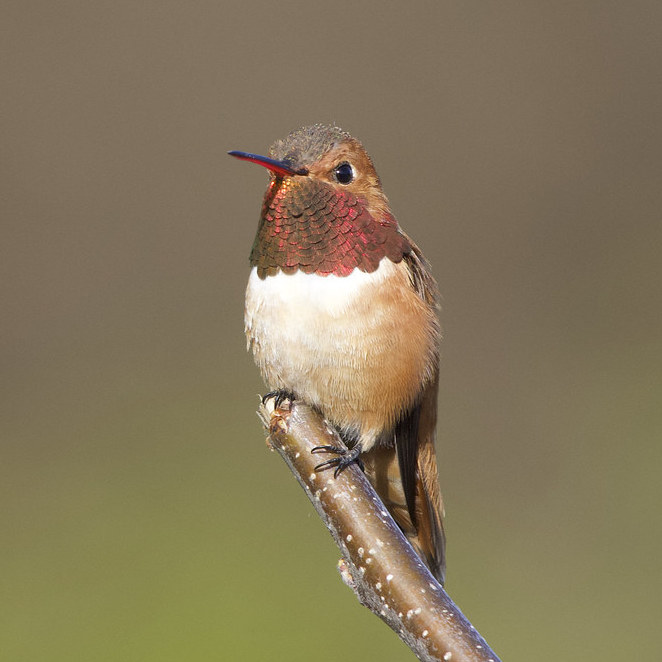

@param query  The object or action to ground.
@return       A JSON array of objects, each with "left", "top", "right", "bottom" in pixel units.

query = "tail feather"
[
  {"left": 412, "top": 374, "right": 445, "bottom": 583},
  {"left": 363, "top": 378, "right": 445, "bottom": 584},
  {"left": 414, "top": 423, "right": 446, "bottom": 583}
]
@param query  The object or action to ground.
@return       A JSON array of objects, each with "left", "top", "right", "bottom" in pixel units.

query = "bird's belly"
[{"left": 245, "top": 259, "right": 437, "bottom": 448}]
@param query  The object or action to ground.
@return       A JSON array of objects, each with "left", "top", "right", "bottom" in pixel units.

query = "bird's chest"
[
  {"left": 244, "top": 258, "right": 435, "bottom": 436},
  {"left": 245, "top": 264, "right": 388, "bottom": 383}
]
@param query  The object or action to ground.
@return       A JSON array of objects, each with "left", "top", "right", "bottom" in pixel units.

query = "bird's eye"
[{"left": 334, "top": 162, "right": 354, "bottom": 184}]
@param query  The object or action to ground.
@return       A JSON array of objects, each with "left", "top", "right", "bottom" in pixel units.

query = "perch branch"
[{"left": 259, "top": 397, "right": 500, "bottom": 662}]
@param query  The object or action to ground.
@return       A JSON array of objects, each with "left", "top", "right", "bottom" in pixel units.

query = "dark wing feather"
[
  {"left": 412, "top": 373, "right": 446, "bottom": 583},
  {"left": 395, "top": 402, "right": 422, "bottom": 528}
]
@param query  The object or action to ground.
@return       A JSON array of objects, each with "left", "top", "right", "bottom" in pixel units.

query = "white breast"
[
  {"left": 246, "top": 259, "right": 397, "bottom": 321},
  {"left": 244, "top": 258, "right": 436, "bottom": 448}
]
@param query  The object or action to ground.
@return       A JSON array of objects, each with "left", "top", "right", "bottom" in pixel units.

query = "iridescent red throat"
[{"left": 250, "top": 177, "right": 411, "bottom": 278}]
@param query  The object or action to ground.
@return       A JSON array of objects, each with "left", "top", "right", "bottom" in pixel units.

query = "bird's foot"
[
  {"left": 262, "top": 389, "right": 295, "bottom": 410},
  {"left": 311, "top": 443, "right": 364, "bottom": 478}
]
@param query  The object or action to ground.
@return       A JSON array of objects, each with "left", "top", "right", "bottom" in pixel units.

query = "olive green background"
[{"left": 3, "top": 2, "right": 661, "bottom": 660}]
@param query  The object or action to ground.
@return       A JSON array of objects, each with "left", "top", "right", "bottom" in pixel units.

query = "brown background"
[{"left": 3, "top": 2, "right": 661, "bottom": 660}]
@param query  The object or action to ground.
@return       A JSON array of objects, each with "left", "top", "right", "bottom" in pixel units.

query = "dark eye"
[{"left": 334, "top": 162, "right": 354, "bottom": 184}]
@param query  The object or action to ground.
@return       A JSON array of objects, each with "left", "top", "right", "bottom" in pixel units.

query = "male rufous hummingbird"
[{"left": 230, "top": 124, "right": 446, "bottom": 583}]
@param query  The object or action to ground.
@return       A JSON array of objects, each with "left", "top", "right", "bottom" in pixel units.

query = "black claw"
[
  {"left": 313, "top": 457, "right": 343, "bottom": 471},
  {"left": 312, "top": 444, "right": 364, "bottom": 477},
  {"left": 262, "top": 389, "right": 295, "bottom": 409},
  {"left": 311, "top": 445, "right": 341, "bottom": 454}
]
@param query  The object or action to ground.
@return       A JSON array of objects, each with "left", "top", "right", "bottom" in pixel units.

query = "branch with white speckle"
[{"left": 259, "top": 398, "right": 501, "bottom": 662}]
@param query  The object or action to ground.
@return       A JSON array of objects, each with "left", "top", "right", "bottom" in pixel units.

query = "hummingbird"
[{"left": 230, "top": 124, "right": 446, "bottom": 583}]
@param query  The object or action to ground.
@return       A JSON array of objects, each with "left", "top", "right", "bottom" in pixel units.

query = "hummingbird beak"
[{"left": 228, "top": 150, "right": 308, "bottom": 177}]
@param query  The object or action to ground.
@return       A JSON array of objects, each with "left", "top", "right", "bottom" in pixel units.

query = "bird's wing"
[
  {"left": 401, "top": 244, "right": 446, "bottom": 583},
  {"left": 364, "top": 242, "right": 446, "bottom": 583}
]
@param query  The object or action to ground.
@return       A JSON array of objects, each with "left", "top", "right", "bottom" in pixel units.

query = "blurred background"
[{"left": 2, "top": 2, "right": 661, "bottom": 660}]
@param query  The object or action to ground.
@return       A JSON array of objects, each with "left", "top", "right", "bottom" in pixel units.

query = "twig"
[{"left": 259, "top": 398, "right": 501, "bottom": 662}]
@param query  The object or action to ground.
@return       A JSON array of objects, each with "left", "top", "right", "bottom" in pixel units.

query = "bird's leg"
[
  {"left": 262, "top": 389, "right": 296, "bottom": 409},
  {"left": 312, "top": 442, "right": 365, "bottom": 478}
]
